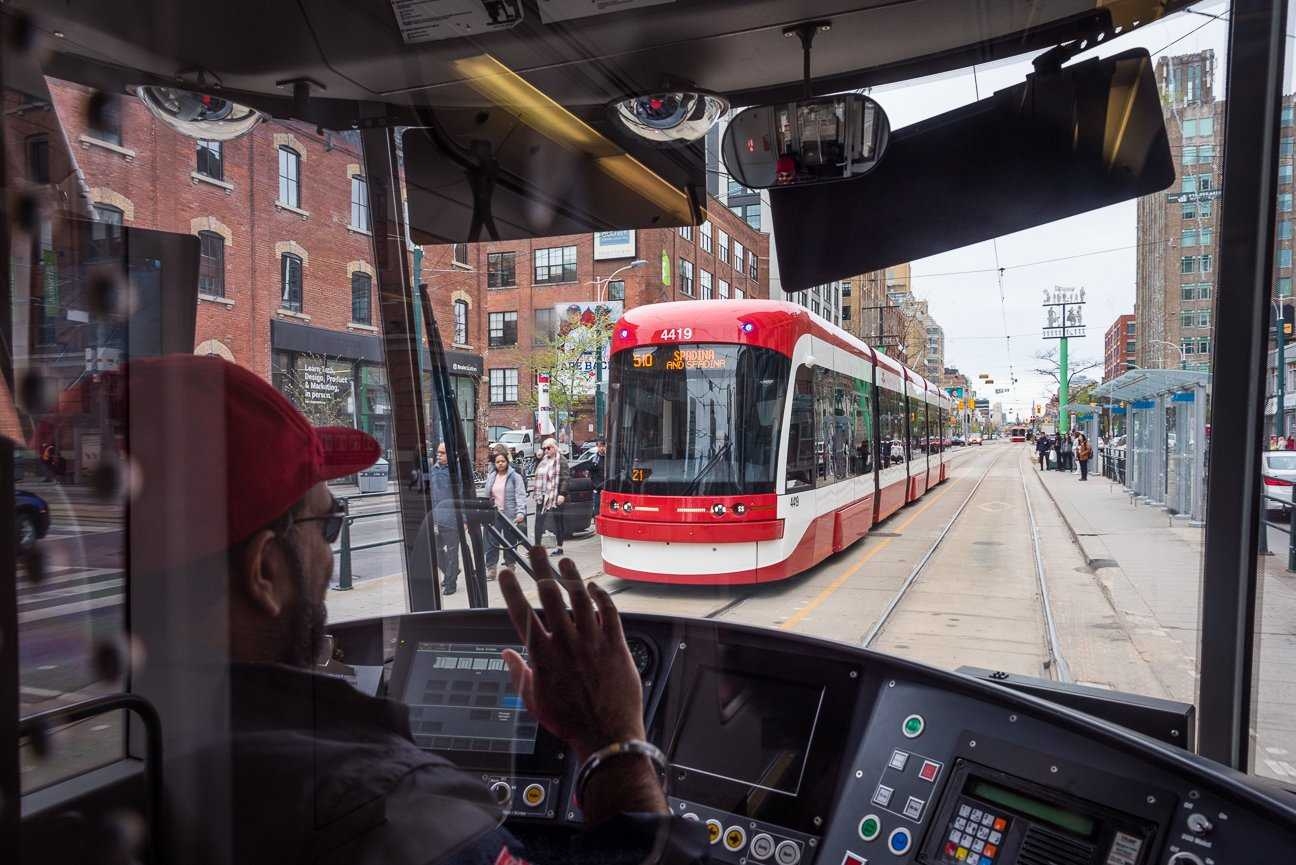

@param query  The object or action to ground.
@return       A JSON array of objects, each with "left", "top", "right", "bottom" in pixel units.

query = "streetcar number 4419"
[{"left": 658, "top": 327, "right": 693, "bottom": 341}]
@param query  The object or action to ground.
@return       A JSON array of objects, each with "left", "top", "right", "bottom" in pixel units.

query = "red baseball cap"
[{"left": 122, "top": 354, "right": 380, "bottom": 573}]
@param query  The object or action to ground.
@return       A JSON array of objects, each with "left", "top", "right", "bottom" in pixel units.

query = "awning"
[{"left": 1091, "top": 369, "right": 1210, "bottom": 402}]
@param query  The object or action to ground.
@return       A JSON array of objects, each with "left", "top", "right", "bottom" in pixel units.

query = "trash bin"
[{"left": 358, "top": 458, "right": 389, "bottom": 494}]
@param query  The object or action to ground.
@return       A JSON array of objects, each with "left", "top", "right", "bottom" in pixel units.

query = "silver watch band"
[{"left": 574, "top": 738, "right": 668, "bottom": 808}]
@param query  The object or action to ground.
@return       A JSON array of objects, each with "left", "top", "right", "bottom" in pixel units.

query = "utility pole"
[
  {"left": 1276, "top": 301, "right": 1288, "bottom": 440},
  {"left": 1042, "top": 286, "right": 1086, "bottom": 436}
]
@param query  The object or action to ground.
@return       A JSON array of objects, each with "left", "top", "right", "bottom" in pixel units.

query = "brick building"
[
  {"left": 14, "top": 80, "right": 768, "bottom": 468},
  {"left": 1104, "top": 314, "right": 1137, "bottom": 381}
]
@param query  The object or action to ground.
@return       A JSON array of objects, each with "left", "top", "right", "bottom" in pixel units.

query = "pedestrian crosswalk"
[{"left": 17, "top": 566, "right": 124, "bottom": 624}]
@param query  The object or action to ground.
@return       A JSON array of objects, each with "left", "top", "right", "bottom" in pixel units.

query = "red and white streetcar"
[{"left": 599, "top": 300, "right": 952, "bottom": 584}]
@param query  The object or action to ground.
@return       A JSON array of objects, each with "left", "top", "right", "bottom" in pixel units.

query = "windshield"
[
  {"left": 606, "top": 344, "right": 790, "bottom": 496},
  {"left": 497, "top": 432, "right": 527, "bottom": 444}
]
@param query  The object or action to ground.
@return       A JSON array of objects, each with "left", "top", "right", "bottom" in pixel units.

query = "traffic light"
[{"left": 1284, "top": 303, "right": 1295, "bottom": 338}]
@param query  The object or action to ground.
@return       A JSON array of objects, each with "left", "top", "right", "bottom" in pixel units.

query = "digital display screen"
[
  {"left": 669, "top": 667, "right": 825, "bottom": 796},
  {"left": 970, "top": 780, "right": 1096, "bottom": 836},
  {"left": 401, "top": 642, "right": 538, "bottom": 755},
  {"left": 631, "top": 346, "right": 731, "bottom": 371}
]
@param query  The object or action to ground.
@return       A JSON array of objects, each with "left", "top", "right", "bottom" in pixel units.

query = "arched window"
[
  {"left": 198, "top": 231, "right": 225, "bottom": 297},
  {"left": 281, "top": 253, "right": 303, "bottom": 312},
  {"left": 453, "top": 299, "right": 468, "bottom": 345},
  {"left": 351, "top": 272, "right": 373, "bottom": 325}
]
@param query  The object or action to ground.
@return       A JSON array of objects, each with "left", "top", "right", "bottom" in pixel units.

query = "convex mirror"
[{"left": 721, "top": 93, "right": 890, "bottom": 189}]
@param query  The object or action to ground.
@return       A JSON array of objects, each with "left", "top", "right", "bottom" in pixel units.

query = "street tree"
[
  {"left": 1032, "top": 347, "right": 1102, "bottom": 395},
  {"left": 525, "top": 305, "right": 615, "bottom": 442}
]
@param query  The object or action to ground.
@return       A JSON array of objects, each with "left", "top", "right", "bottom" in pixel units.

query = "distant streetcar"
[
  {"left": 1010, "top": 426, "right": 1029, "bottom": 442},
  {"left": 599, "top": 300, "right": 952, "bottom": 584}
]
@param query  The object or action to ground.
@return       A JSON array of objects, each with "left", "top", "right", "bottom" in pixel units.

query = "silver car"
[{"left": 1262, "top": 452, "right": 1296, "bottom": 512}]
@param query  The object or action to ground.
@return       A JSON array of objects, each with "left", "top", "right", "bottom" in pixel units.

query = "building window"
[
  {"left": 1284, "top": 104, "right": 1294, "bottom": 126},
  {"left": 1199, "top": 174, "right": 1214, "bottom": 191},
  {"left": 1181, "top": 229, "right": 1198, "bottom": 246},
  {"left": 1198, "top": 116, "right": 1215, "bottom": 137},
  {"left": 1127, "top": 321, "right": 1136, "bottom": 334},
  {"left": 742, "top": 204, "right": 761, "bottom": 230},
  {"left": 699, "top": 270, "right": 712, "bottom": 300},
  {"left": 351, "top": 272, "right": 372, "bottom": 324},
  {"left": 534, "top": 245, "right": 577, "bottom": 284},
  {"left": 1282, "top": 221, "right": 1294, "bottom": 241},
  {"left": 198, "top": 231, "right": 225, "bottom": 297},
  {"left": 1282, "top": 193, "right": 1294, "bottom": 212},
  {"left": 453, "top": 299, "right": 469, "bottom": 344},
  {"left": 607, "top": 279, "right": 625, "bottom": 301},
  {"left": 1200, "top": 228, "right": 1213, "bottom": 246},
  {"left": 1182, "top": 339, "right": 1195, "bottom": 355},
  {"left": 1182, "top": 145, "right": 1197, "bottom": 165},
  {"left": 1198, "top": 310, "right": 1211, "bottom": 328},
  {"left": 1181, "top": 175, "right": 1198, "bottom": 194},
  {"left": 196, "top": 139, "right": 223, "bottom": 180},
  {"left": 1181, "top": 284, "right": 1198, "bottom": 301},
  {"left": 1280, "top": 277, "right": 1293, "bottom": 297},
  {"left": 487, "top": 252, "right": 517, "bottom": 288},
  {"left": 280, "top": 253, "right": 303, "bottom": 312},
  {"left": 453, "top": 243, "right": 469, "bottom": 266},
  {"left": 679, "top": 259, "right": 694, "bottom": 295},
  {"left": 1183, "top": 118, "right": 1197, "bottom": 138},
  {"left": 489, "top": 368, "right": 519, "bottom": 404},
  {"left": 1186, "top": 62, "right": 1201, "bottom": 102},
  {"left": 700, "top": 220, "right": 713, "bottom": 252},
  {"left": 750, "top": 253, "right": 758, "bottom": 279},
  {"left": 350, "top": 175, "right": 369, "bottom": 230},
  {"left": 1199, "top": 337, "right": 1211, "bottom": 354},
  {"left": 718, "top": 230, "right": 730, "bottom": 263},
  {"left": 1180, "top": 256, "right": 1197, "bottom": 274},
  {"left": 1200, "top": 254, "right": 1213, "bottom": 272},
  {"left": 278, "top": 146, "right": 301, "bottom": 208},
  {"left": 1200, "top": 283, "right": 1213, "bottom": 299},
  {"left": 1282, "top": 248, "right": 1294, "bottom": 269},
  {"left": 735, "top": 287, "right": 745, "bottom": 300},
  {"left": 1181, "top": 311, "right": 1194, "bottom": 329},
  {"left": 718, "top": 278, "right": 730, "bottom": 300},
  {"left": 89, "top": 94, "right": 122, "bottom": 145},
  {"left": 1125, "top": 340, "right": 1136, "bottom": 353},
  {"left": 1282, "top": 164, "right": 1294, "bottom": 184},
  {"left": 734, "top": 242, "right": 745, "bottom": 271},
  {"left": 678, "top": 225, "right": 693, "bottom": 241},
  {"left": 1200, "top": 200, "right": 1213, "bottom": 218},
  {"left": 534, "top": 308, "right": 556, "bottom": 345},
  {"left": 26, "top": 135, "right": 50, "bottom": 183},
  {"left": 489, "top": 311, "right": 518, "bottom": 347},
  {"left": 1283, "top": 138, "right": 1295, "bottom": 157},
  {"left": 1199, "top": 144, "right": 1216, "bottom": 162}
]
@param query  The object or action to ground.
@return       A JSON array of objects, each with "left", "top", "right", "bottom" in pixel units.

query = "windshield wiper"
[{"left": 684, "top": 440, "right": 733, "bottom": 496}]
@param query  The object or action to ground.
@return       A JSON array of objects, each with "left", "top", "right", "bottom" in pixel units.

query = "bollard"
[
  {"left": 1259, "top": 498, "right": 1270, "bottom": 556},
  {"left": 338, "top": 517, "right": 354, "bottom": 590},
  {"left": 1288, "top": 502, "right": 1296, "bottom": 573}
]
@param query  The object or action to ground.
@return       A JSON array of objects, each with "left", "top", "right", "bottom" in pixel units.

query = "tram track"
[{"left": 860, "top": 445, "right": 1071, "bottom": 683}]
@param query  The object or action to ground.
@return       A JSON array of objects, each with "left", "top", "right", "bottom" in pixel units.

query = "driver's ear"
[{"left": 238, "top": 529, "right": 287, "bottom": 617}]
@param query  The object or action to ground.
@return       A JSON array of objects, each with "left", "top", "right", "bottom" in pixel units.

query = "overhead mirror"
[
  {"left": 135, "top": 86, "right": 264, "bottom": 141},
  {"left": 721, "top": 93, "right": 890, "bottom": 189}
]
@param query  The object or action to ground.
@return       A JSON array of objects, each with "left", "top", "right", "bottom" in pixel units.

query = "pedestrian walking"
[
  {"left": 428, "top": 442, "right": 463, "bottom": 595},
  {"left": 588, "top": 438, "right": 607, "bottom": 526},
  {"left": 1076, "top": 433, "right": 1093, "bottom": 481},
  {"left": 533, "top": 437, "right": 570, "bottom": 556},
  {"left": 1036, "top": 433, "right": 1051, "bottom": 470},
  {"left": 483, "top": 445, "right": 528, "bottom": 581}
]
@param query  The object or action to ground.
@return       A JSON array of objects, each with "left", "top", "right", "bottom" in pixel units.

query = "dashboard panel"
[{"left": 331, "top": 610, "right": 1296, "bottom": 865}]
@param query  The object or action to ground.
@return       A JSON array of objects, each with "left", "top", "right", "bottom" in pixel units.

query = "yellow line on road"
[{"left": 778, "top": 482, "right": 955, "bottom": 631}]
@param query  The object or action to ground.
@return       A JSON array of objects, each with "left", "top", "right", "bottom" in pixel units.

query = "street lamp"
[
  {"left": 593, "top": 259, "right": 647, "bottom": 436},
  {"left": 1144, "top": 338, "right": 1187, "bottom": 370}
]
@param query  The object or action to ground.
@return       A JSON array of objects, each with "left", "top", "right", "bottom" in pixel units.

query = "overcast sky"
[{"left": 865, "top": 1, "right": 1239, "bottom": 421}]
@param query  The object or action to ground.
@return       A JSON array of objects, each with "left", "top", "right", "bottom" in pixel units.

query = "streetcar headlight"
[
  {"left": 711, "top": 503, "right": 727, "bottom": 517},
  {"left": 609, "top": 500, "right": 620, "bottom": 512},
  {"left": 733, "top": 502, "right": 747, "bottom": 515},
  {"left": 622, "top": 502, "right": 635, "bottom": 514}
]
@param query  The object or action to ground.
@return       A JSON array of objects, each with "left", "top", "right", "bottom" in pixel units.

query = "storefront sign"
[{"left": 594, "top": 230, "right": 636, "bottom": 260}]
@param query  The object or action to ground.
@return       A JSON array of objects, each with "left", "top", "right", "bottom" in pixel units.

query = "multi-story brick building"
[
  {"left": 14, "top": 80, "right": 768, "bottom": 468},
  {"left": 1104, "top": 314, "right": 1137, "bottom": 381}
]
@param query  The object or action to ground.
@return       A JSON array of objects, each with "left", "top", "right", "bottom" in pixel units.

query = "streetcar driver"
[{"left": 123, "top": 355, "right": 702, "bottom": 865}]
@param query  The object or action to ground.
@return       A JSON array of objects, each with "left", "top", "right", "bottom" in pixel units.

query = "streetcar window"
[
  {"left": 785, "top": 366, "right": 816, "bottom": 491},
  {"left": 606, "top": 344, "right": 791, "bottom": 496}
]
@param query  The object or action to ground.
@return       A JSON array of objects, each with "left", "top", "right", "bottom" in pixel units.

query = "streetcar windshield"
[{"left": 606, "top": 344, "right": 789, "bottom": 496}]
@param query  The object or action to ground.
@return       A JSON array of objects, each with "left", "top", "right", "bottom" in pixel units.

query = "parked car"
[
  {"left": 1262, "top": 452, "right": 1296, "bottom": 515},
  {"left": 16, "top": 489, "right": 50, "bottom": 553},
  {"left": 490, "top": 429, "right": 535, "bottom": 461},
  {"left": 951, "top": 435, "right": 966, "bottom": 447},
  {"left": 969, "top": 434, "right": 983, "bottom": 445}
]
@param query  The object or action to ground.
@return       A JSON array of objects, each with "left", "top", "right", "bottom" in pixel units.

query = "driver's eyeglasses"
[{"left": 294, "top": 499, "right": 348, "bottom": 543}]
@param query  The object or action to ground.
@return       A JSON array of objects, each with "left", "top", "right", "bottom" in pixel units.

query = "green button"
[
  {"left": 902, "top": 714, "right": 925, "bottom": 738},
  {"left": 859, "top": 814, "right": 881, "bottom": 841}
]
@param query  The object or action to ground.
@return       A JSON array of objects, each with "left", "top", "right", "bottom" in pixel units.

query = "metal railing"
[
  {"left": 1259, "top": 489, "right": 1296, "bottom": 572},
  {"left": 333, "top": 490, "right": 403, "bottom": 591},
  {"left": 1100, "top": 446, "right": 1127, "bottom": 485}
]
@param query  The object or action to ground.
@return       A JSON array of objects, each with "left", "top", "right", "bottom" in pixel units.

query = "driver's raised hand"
[{"left": 498, "top": 547, "right": 666, "bottom": 822}]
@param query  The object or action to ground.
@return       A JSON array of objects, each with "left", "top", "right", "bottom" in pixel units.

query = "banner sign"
[
  {"left": 1131, "top": 400, "right": 1155, "bottom": 410},
  {"left": 594, "top": 230, "right": 636, "bottom": 260},
  {"left": 1171, "top": 391, "right": 1196, "bottom": 402}
]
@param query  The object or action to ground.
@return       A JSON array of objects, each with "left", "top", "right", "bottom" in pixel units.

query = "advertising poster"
[{"left": 594, "top": 230, "right": 636, "bottom": 260}]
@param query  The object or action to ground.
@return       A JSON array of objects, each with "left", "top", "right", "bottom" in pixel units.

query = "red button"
[
  {"left": 984, "top": 843, "right": 998, "bottom": 858},
  {"left": 842, "top": 853, "right": 867, "bottom": 865},
  {"left": 992, "top": 818, "right": 1006, "bottom": 831},
  {"left": 945, "top": 842, "right": 959, "bottom": 857},
  {"left": 919, "top": 760, "right": 941, "bottom": 782}
]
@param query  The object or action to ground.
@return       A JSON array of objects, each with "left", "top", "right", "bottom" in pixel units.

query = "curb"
[{"left": 1021, "top": 450, "right": 1103, "bottom": 571}]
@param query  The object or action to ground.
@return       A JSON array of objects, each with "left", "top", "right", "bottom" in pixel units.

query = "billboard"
[
  {"left": 551, "top": 302, "right": 624, "bottom": 397},
  {"left": 594, "top": 230, "right": 636, "bottom": 260}
]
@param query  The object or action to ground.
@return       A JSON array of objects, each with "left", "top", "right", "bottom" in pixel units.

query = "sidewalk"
[{"left": 1029, "top": 452, "right": 1296, "bottom": 779}]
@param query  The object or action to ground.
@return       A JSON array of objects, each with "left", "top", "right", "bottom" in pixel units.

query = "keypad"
[{"left": 939, "top": 799, "right": 1010, "bottom": 864}]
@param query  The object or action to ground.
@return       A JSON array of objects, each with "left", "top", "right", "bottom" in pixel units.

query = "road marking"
[{"left": 778, "top": 484, "right": 954, "bottom": 631}]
